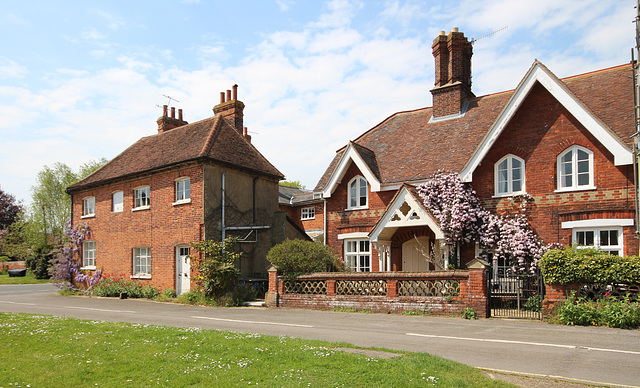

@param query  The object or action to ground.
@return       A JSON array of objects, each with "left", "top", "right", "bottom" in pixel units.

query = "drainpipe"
[
  {"left": 323, "top": 198, "right": 327, "bottom": 245},
  {"left": 221, "top": 172, "right": 226, "bottom": 242}
]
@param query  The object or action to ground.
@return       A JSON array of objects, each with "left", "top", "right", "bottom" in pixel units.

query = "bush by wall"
[
  {"left": 540, "top": 248, "right": 640, "bottom": 285},
  {"left": 93, "top": 276, "right": 159, "bottom": 299},
  {"left": 267, "top": 239, "right": 344, "bottom": 279},
  {"left": 555, "top": 293, "right": 640, "bottom": 329}
]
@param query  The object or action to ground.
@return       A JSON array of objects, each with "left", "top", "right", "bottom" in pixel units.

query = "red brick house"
[
  {"left": 67, "top": 86, "right": 302, "bottom": 294},
  {"left": 313, "top": 28, "right": 638, "bottom": 273},
  {"left": 278, "top": 185, "right": 324, "bottom": 242}
]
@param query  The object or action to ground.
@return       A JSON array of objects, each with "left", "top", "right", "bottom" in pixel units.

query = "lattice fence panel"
[
  {"left": 336, "top": 280, "right": 387, "bottom": 296},
  {"left": 283, "top": 280, "right": 327, "bottom": 295},
  {"left": 578, "top": 283, "right": 639, "bottom": 301},
  {"left": 398, "top": 279, "right": 460, "bottom": 297}
]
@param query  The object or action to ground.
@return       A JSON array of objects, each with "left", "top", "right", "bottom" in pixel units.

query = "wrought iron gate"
[{"left": 489, "top": 268, "right": 543, "bottom": 319}]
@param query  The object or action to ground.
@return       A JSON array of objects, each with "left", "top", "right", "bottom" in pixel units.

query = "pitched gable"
[
  {"left": 460, "top": 62, "right": 633, "bottom": 182},
  {"left": 320, "top": 141, "right": 382, "bottom": 198}
]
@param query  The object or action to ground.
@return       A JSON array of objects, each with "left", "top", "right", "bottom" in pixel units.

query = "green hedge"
[{"left": 540, "top": 247, "right": 640, "bottom": 285}]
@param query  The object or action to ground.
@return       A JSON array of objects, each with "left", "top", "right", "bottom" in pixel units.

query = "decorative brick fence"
[
  {"left": 1, "top": 261, "right": 26, "bottom": 271},
  {"left": 266, "top": 261, "right": 489, "bottom": 317}
]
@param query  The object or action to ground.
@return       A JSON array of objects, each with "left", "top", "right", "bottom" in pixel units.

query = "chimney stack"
[
  {"left": 157, "top": 104, "right": 188, "bottom": 133},
  {"left": 243, "top": 126, "right": 252, "bottom": 143},
  {"left": 430, "top": 28, "right": 474, "bottom": 118},
  {"left": 213, "top": 84, "right": 245, "bottom": 134}
]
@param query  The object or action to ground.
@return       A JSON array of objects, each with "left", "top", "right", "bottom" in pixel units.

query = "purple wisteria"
[
  {"left": 49, "top": 219, "right": 102, "bottom": 292},
  {"left": 417, "top": 171, "right": 553, "bottom": 273}
]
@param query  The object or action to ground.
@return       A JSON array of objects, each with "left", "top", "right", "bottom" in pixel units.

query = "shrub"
[
  {"left": 555, "top": 293, "right": 640, "bottom": 329},
  {"left": 26, "top": 245, "right": 54, "bottom": 279},
  {"left": 540, "top": 247, "right": 640, "bottom": 285},
  {"left": 177, "top": 290, "right": 208, "bottom": 305},
  {"left": 267, "top": 239, "right": 344, "bottom": 279},
  {"left": 189, "top": 238, "right": 241, "bottom": 298},
  {"left": 93, "top": 276, "right": 159, "bottom": 299},
  {"left": 522, "top": 295, "right": 542, "bottom": 312},
  {"left": 461, "top": 307, "right": 477, "bottom": 320}
]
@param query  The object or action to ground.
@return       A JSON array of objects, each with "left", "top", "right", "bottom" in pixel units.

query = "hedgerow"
[{"left": 267, "top": 239, "right": 344, "bottom": 279}]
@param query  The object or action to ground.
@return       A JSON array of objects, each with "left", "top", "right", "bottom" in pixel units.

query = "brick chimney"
[
  {"left": 157, "top": 105, "right": 188, "bottom": 133},
  {"left": 213, "top": 84, "right": 244, "bottom": 134},
  {"left": 430, "top": 28, "right": 474, "bottom": 118}
]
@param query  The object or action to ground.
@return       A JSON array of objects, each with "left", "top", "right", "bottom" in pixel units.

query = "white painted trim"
[
  {"left": 322, "top": 143, "right": 381, "bottom": 198},
  {"left": 338, "top": 232, "right": 369, "bottom": 240},
  {"left": 460, "top": 62, "right": 633, "bottom": 182},
  {"left": 427, "top": 99, "right": 470, "bottom": 123},
  {"left": 561, "top": 219, "right": 634, "bottom": 229}
]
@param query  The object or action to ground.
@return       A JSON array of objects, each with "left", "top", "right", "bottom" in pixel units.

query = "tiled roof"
[
  {"left": 278, "top": 185, "right": 316, "bottom": 205},
  {"left": 314, "top": 63, "right": 633, "bottom": 192},
  {"left": 69, "top": 115, "right": 283, "bottom": 191}
]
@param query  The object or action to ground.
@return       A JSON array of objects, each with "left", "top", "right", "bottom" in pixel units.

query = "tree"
[
  {"left": 279, "top": 180, "right": 306, "bottom": 189},
  {"left": 26, "top": 158, "right": 107, "bottom": 247},
  {"left": 0, "top": 186, "right": 23, "bottom": 230}
]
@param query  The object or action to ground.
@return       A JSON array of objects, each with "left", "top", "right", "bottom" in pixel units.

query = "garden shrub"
[
  {"left": 189, "top": 237, "right": 241, "bottom": 298},
  {"left": 93, "top": 276, "right": 159, "bottom": 299},
  {"left": 267, "top": 239, "right": 344, "bottom": 279},
  {"left": 540, "top": 247, "right": 640, "bottom": 285},
  {"left": 27, "top": 245, "right": 54, "bottom": 279},
  {"left": 461, "top": 307, "right": 477, "bottom": 320},
  {"left": 555, "top": 293, "right": 640, "bottom": 329}
]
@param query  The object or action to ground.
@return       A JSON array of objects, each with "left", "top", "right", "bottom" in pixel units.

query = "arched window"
[
  {"left": 557, "top": 146, "right": 594, "bottom": 191},
  {"left": 347, "top": 176, "right": 368, "bottom": 210},
  {"left": 494, "top": 154, "right": 525, "bottom": 196}
]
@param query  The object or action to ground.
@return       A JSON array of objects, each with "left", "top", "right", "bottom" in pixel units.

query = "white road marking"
[
  {"left": 406, "top": 332, "right": 640, "bottom": 355},
  {"left": 191, "top": 316, "right": 313, "bottom": 328},
  {"left": 0, "top": 301, "right": 36, "bottom": 306},
  {"left": 63, "top": 306, "right": 136, "bottom": 313}
]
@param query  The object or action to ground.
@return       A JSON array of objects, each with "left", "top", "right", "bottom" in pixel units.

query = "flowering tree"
[
  {"left": 417, "top": 171, "right": 552, "bottom": 273},
  {"left": 49, "top": 220, "right": 102, "bottom": 292}
]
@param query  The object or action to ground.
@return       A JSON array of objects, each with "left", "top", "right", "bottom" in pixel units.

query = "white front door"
[
  {"left": 402, "top": 236, "right": 430, "bottom": 272},
  {"left": 176, "top": 246, "right": 190, "bottom": 295}
]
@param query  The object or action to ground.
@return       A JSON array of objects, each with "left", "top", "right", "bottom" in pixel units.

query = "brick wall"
[
  {"left": 472, "top": 83, "right": 638, "bottom": 255},
  {"left": 266, "top": 267, "right": 489, "bottom": 317},
  {"left": 71, "top": 164, "right": 204, "bottom": 291},
  {"left": 0, "top": 261, "right": 26, "bottom": 271}
]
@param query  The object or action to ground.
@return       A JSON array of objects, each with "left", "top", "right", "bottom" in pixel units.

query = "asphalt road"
[{"left": 1, "top": 283, "right": 639, "bottom": 387}]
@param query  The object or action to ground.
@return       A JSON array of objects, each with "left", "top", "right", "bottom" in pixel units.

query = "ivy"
[{"left": 417, "top": 171, "right": 553, "bottom": 273}]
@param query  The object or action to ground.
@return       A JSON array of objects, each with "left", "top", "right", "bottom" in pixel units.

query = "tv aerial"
[{"left": 471, "top": 26, "right": 508, "bottom": 45}]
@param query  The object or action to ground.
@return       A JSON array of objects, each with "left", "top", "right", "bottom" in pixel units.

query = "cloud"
[
  {"left": 0, "top": 58, "right": 28, "bottom": 79},
  {"left": 276, "top": 0, "right": 295, "bottom": 12},
  {"left": 81, "top": 28, "right": 106, "bottom": 41}
]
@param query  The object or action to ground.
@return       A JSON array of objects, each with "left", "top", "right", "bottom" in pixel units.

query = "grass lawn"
[
  {"left": 0, "top": 272, "right": 50, "bottom": 285},
  {"left": 0, "top": 313, "right": 513, "bottom": 387}
]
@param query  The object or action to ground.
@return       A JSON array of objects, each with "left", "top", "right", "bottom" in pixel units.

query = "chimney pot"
[
  {"left": 163, "top": 105, "right": 168, "bottom": 116},
  {"left": 439, "top": 30, "right": 445, "bottom": 36},
  {"left": 232, "top": 84, "right": 238, "bottom": 100},
  {"left": 226, "top": 90, "right": 231, "bottom": 101},
  {"left": 451, "top": 27, "right": 459, "bottom": 32},
  {"left": 220, "top": 92, "right": 225, "bottom": 103},
  {"left": 171, "top": 107, "right": 176, "bottom": 118},
  {"left": 178, "top": 109, "right": 183, "bottom": 121}
]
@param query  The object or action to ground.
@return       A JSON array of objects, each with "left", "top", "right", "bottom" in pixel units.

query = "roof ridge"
[{"left": 199, "top": 116, "right": 223, "bottom": 157}]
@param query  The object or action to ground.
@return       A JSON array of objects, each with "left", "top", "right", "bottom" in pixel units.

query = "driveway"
[{"left": 1, "top": 284, "right": 639, "bottom": 387}]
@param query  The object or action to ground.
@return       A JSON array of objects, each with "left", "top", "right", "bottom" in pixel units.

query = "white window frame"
[
  {"left": 132, "top": 247, "right": 151, "bottom": 278},
  {"left": 494, "top": 154, "right": 525, "bottom": 197},
  {"left": 82, "top": 240, "right": 96, "bottom": 269},
  {"left": 133, "top": 186, "right": 150, "bottom": 210},
  {"left": 572, "top": 227, "right": 623, "bottom": 256},
  {"left": 301, "top": 206, "right": 315, "bottom": 220},
  {"left": 556, "top": 145, "right": 595, "bottom": 192},
  {"left": 112, "top": 191, "right": 123, "bottom": 213},
  {"left": 347, "top": 176, "right": 368, "bottom": 210},
  {"left": 82, "top": 197, "right": 95, "bottom": 218},
  {"left": 174, "top": 177, "right": 191, "bottom": 205},
  {"left": 344, "top": 239, "right": 371, "bottom": 272}
]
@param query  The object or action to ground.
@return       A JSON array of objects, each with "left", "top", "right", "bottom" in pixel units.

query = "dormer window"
[
  {"left": 347, "top": 176, "right": 368, "bottom": 210},
  {"left": 494, "top": 154, "right": 525, "bottom": 196},
  {"left": 557, "top": 145, "right": 594, "bottom": 191}
]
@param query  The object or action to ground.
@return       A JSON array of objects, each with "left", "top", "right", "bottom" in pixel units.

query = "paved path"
[{"left": 1, "top": 284, "right": 639, "bottom": 387}]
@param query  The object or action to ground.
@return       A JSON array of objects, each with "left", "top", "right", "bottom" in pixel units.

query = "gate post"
[
  {"left": 466, "top": 258, "right": 490, "bottom": 318},
  {"left": 265, "top": 265, "right": 280, "bottom": 307}
]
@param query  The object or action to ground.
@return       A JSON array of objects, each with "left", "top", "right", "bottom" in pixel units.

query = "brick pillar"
[
  {"left": 465, "top": 268, "right": 489, "bottom": 318},
  {"left": 327, "top": 279, "right": 336, "bottom": 295},
  {"left": 387, "top": 279, "right": 398, "bottom": 297},
  {"left": 265, "top": 266, "right": 279, "bottom": 307}
]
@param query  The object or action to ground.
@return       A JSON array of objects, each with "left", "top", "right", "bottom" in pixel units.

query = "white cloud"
[
  {"left": 276, "top": 0, "right": 295, "bottom": 12},
  {"left": 0, "top": 58, "right": 28, "bottom": 79},
  {"left": 312, "top": 0, "right": 363, "bottom": 29},
  {"left": 81, "top": 28, "right": 106, "bottom": 41}
]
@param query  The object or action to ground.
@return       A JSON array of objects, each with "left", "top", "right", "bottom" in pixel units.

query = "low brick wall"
[
  {"left": 1, "top": 261, "right": 26, "bottom": 271},
  {"left": 542, "top": 282, "right": 581, "bottom": 316},
  {"left": 266, "top": 268, "right": 489, "bottom": 318}
]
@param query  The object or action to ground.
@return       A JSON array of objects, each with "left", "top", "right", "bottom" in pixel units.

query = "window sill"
[
  {"left": 492, "top": 192, "right": 526, "bottom": 199},
  {"left": 554, "top": 185, "right": 597, "bottom": 193},
  {"left": 130, "top": 274, "right": 151, "bottom": 279},
  {"left": 80, "top": 266, "right": 96, "bottom": 271},
  {"left": 301, "top": 217, "right": 315, "bottom": 221},
  {"left": 172, "top": 199, "right": 191, "bottom": 206},
  {"left": 80, "top": 214, "right": 95, "bottom": 219},
  {"left": 112, "top": 210, "right": 123, "bottom": 214},
  {"left": 132, "top": 205, "right": 150, "bottom": 212},
  {"left": 344, "top": 206, "right": 369, "bottom": 212}
]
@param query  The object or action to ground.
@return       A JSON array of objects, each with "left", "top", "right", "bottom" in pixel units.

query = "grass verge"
[
  {"left": 0, "top": 312, "right": 513, "bottom": 387},
  {"left": 0, "top": 272, "right": 50, "bottom": 285}
]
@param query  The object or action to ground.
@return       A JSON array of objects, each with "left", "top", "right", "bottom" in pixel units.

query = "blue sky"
[{"left": 0, "top": 0, "right": 635, "bottom": 204}]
